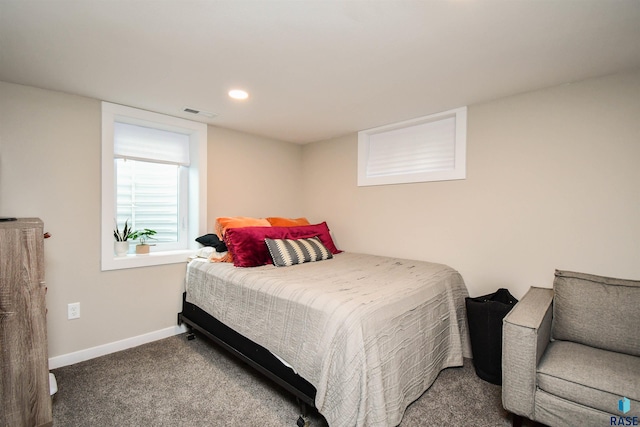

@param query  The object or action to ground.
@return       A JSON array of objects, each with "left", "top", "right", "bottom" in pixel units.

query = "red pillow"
[
  {"left": 298, "top": 222, "right": 341, "bottom": 254},
  {"left": 214, "top": 216, "right": 270, "bottom": 239},
  {"left": 225, "top": 222, "right": 341, "bottom": 268}
]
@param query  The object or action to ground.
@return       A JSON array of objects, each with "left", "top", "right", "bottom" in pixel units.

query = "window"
[
  {"left": 101, "top": 102, "right": 207, "bottom": 271},
  {"left": 114, "top": 122, "right": 189, "bottom": 251},
  {"left": 357, "top": 107, "right": 467, "bottom": 186}
]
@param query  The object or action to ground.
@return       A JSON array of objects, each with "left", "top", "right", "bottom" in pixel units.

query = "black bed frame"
[{"left": 177, "top": 292, "right": 317, "bottom": 425}]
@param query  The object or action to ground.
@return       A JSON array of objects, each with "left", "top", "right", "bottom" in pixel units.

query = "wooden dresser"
[{"left": 0, "top": 218, "right": 52, "bottom": 427}]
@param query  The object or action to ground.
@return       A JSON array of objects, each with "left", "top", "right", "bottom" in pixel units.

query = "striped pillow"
[{"left": 265, "top": 236, "right": 333, "bottom": 267}]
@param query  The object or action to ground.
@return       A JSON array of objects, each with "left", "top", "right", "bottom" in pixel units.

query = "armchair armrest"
[{"left": 502, "top": 287, "right": 554, "bottom": 419}]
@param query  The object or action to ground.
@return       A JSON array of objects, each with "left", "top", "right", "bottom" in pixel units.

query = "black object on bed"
[{"left": 177, "top": 292, "right": 317, "bottom": 416}]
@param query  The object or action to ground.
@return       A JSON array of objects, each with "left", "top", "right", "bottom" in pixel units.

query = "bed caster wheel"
[
  {"left": 296, "top": 415, "right": 308, "bottom": 427},
  {"left": 186, "top": 333, "right": 196, "bottom": 340}
]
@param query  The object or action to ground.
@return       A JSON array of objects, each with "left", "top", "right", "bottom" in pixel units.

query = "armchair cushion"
[
  {"left": 537, "top": 341, "right": 640, "bottom": 415},
  {"left": 552, "top": 270, "right": 640, "bottom": 356}
]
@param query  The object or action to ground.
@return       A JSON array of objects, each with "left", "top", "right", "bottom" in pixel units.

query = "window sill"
[{"left": 101, "top": 249, "right": 197, "bottom": 271}]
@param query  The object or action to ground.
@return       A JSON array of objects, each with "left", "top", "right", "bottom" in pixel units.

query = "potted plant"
[
  {"left": 129, "top": 228, "right": 157, "bottom": 254},
  {"left": 113, "top": 220, "right": 133, "bottom": 256}
]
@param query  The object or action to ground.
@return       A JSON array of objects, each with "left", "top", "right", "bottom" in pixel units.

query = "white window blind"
[
  {"left": 358, "top": 107, "right": 466, "bottom": 186},
  {"left": 114, "top": 122, "right": 190, "bottom": 165},
  {"left": 366, "top": 117, "right": 456, "bottom": 177}
]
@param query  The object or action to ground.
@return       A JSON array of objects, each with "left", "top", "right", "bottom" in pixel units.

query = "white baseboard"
[{"left": 48, "top": 324, "right": 188, "bottom": 370}]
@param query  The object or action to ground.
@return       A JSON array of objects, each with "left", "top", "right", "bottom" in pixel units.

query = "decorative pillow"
[
  {"left": 210, "top": 252, "right": 232, "bottom": 263},
  {"left": 552, "top": 269, "right": 640, "bottom": 356},
  {"left": 213, "top": 217, "right": 271, "bottom": 262},
  {"left": 266, "top": 217, "right": 310, "bottom": 227},
  {"left": 214, "top": 217, "right": 271, "bottom": 239},
  {"left": 208, "top": 251, "right": 229, "bottom": 261},
  {"left": 290, "top": 222, "right": 341, "bottom": 255},
  {"left": 224, "top": 227, "right": 313, "bottom": 267},
  {"left": 265, "top": 236, "right": 333, "bottom": 267},
  {"left": 195, "top": 233, "right": 228, "bottom": 252},
  {"left": 224, "top": 222, "right": 341, "bottom": 268},
  {"left": 196, "top": 233, "right": 220, "bottom": 246},
  {"left": 194, "top": 247, "right": 229, "bottom": 261},
  {"left": 195, "top": 246, "right": 214, "bottom": 258}
]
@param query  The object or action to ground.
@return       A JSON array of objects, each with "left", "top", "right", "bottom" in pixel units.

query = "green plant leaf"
[{"left": 114, "top": 219, "right": 132, "bottom": 241}]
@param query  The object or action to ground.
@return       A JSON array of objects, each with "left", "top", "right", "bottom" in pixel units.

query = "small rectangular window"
[
  {"left": 101, "top": 102, "right": 207, "bottom": 271},
  {"left": 113, "top": 122, "right": 189, "bottom": 251},
  {"left": 358, "top": 107, "right": 467, "bottom": 186}
]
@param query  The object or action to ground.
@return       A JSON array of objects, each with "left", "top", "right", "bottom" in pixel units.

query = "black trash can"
[{"left": 465, "top": 288, "right": 518, "bottom": 385}]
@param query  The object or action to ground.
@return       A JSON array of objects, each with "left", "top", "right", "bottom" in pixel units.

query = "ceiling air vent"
[{"left": 183, "top": 107, "right": 217, "bottom": 118}]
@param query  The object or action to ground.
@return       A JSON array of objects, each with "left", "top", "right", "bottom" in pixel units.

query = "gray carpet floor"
[{"left": 51, "top": 332, "right": 537, "bottom": 426}]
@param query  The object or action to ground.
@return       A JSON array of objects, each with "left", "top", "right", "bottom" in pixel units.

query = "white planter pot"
[{"left": 114, "top": 241, "right": 129, "bottom": 256}]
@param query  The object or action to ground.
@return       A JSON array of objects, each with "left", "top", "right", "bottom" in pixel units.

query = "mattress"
[{"left": 186, "top": 252, "right": 471, "bottom": 427}]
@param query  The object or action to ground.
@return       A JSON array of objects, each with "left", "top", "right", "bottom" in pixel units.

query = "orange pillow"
[
  {"left": 266, "top": 217, "right": 311, "bottom": 227},
  {"left": 215, "top": 216, "right": 271, "bottom": 239},
  {"left": 210, "top": 251, "right": 233, "bottom": 263}
]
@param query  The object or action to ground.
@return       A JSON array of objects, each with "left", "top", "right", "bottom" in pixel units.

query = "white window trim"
[
  {"left": 357, "top": 106, "right": 467, "bottom": 186},
  {"left": 101, "top": 102, "right": 207, "bottom": 271}
]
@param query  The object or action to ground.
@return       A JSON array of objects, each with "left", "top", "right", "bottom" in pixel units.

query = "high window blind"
[
  {"left": 358, "top": 107, "right": 466, "bottom": 186},
  {"left": 366, "top": 117, "right": 456, "bottom": 177}
]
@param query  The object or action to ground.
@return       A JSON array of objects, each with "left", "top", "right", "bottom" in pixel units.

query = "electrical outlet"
[{"left": 68, "top": 302, "right": 80, "bottom": 320}]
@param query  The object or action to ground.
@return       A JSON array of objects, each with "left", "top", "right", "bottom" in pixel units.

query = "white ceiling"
[{"left": 2, "top": 1, "right": 640, "bottom": 144}]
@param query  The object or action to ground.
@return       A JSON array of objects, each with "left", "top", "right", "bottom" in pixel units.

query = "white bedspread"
[{"left": 186, "top": 252, "right": 471, "bottom": 427}]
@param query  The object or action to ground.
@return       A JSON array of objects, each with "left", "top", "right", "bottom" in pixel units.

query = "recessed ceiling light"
[{"left": 228, "top": 89, "right": 249, "bottom": 100}]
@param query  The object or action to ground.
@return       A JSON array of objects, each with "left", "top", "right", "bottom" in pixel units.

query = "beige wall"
[
  {"left": 206, "top": 126, "right": 304, "bottom": 228},
  {"left": 0, "top": 81, "right": 303, "bottom": 358},
  {"left": 302, "top": 71, "right": 640, "bottom": 298},
  {"left": 2, "top": 70, "right": 638, "bottom": 360}
]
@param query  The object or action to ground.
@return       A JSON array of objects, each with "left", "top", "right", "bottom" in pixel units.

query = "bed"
[{"left": 178, "top": 247, "right": 471, "bottom": 427}]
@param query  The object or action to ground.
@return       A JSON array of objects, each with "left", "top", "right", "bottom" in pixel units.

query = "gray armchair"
[{"left": 502, "top": 270, "right": 640, "bottom": 427}]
